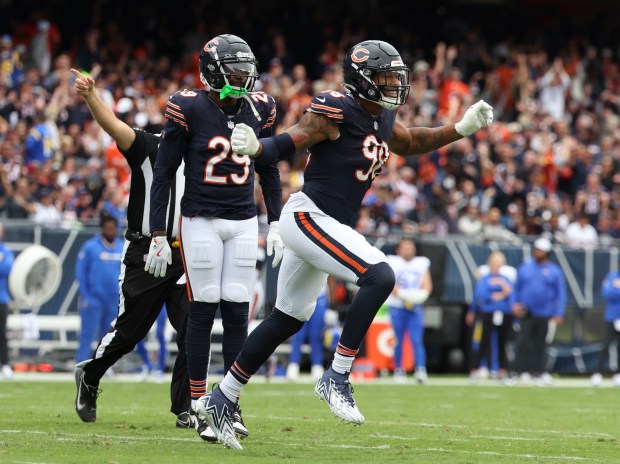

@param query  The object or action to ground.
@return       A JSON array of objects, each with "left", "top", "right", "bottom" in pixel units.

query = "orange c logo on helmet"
[
  {"left": 351, "top": 47, "right": 370, "bottom": 63},
  {"left": 204, "top": 39, "right": 219, "bottom": 52}
]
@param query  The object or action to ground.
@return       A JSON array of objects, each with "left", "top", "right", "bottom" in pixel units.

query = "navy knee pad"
[{"left": 357, "top": 262, "right": 395, "bottom": 296}]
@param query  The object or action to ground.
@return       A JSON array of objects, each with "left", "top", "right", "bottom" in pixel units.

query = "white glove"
[
  {"left": 266, "top": 221, "right": 284, "bottom": 268},
  {"left": 455, "top": 100, "right": 494, "bottom": 137},
  {"left": 231, "top": 123, "right": 260, "bottom": 158},
  {"left": 396, "top": 288, "right": 430, "bottom": 307},
  {"left": 145, "top": 236, "right": 172, "bottom": 278}
]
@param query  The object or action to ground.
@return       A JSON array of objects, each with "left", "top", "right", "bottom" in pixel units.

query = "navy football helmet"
[
  {"left": 199, "top": 34, "right": 258, "bottom": 98},
  {"left": 343, "top": 40, "right": 410, "bottom": 110}
]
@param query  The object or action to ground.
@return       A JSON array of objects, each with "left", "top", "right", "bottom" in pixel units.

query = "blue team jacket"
[
  {"left": 473, "top": 273, "right": 514, "bottom": 314},
  {"left": 601, "top": 272, "right": 620, "bottom": 322},
  {"left": 514, "top": 258, "right": 566, "bottom": 318},
  {"left": 0, "top": 242, "right": 14, "bottom": 304},
  {"left": 75, "top": 234, "right": 124, "bottom": 302}
]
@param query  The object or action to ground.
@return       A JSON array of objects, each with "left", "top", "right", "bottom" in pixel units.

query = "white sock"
[
  {"left": 332, "top": 352, "right": 355, "bottom": 374},
  {"left": 219, "top": 372, "right": 245, "bottom": 403}
]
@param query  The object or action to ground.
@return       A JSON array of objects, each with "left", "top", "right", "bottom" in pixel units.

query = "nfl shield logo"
[
  {"left": 374, "top": 121, "right": 378, "bottom": 131},
  {"left": 228, "top": 121, "right": 235, "bottom": 129}
]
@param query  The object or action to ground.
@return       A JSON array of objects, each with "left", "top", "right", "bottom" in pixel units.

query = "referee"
[{"left": 71, "top": 68, "right": 191, "bottom": 427}]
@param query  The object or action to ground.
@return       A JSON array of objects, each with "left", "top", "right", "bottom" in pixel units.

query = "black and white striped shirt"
[{"left": 121, "top": 129, "right": 184, "bottom": 240}]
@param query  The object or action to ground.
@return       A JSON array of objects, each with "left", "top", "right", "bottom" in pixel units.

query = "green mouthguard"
[{"left": 220, "top": 85, "right": 248, "bottom": 99}]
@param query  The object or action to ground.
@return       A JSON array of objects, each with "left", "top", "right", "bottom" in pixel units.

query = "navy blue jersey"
[
  {"left": 150, "top": 89, "right": 281, "bottom": 232},
  {"left": 301, "top": 91, "right": 397, "bottom": 226}
]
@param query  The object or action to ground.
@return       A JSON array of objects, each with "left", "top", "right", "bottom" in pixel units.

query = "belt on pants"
[{"left": 125, "top": 228, "right": 180, "bottom": 248}]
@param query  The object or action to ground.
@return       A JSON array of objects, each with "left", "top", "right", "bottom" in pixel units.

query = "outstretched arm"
[
  {"left": 70, "top": 68, "right": 135, "bottom": 151},
  {"left": 232, "top": 111, "right": 337, "bottom": 162},
  {"left": 390, "top": 100, "right": 493, "bottom": 157}
]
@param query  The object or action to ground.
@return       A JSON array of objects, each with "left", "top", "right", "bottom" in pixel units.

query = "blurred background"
[{"left": 1, "top": 0, "right": 619, "bottom": 379}]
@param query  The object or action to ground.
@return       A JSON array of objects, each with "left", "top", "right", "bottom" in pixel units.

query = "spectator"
[
  {"left": 564, "top": 211, "right": 599, "bottom": 248},
  {"left": 591, "top": 264, "right": 620, "bottom": 387},
  {"left": 538, "top": 57, "right": 571, "bottom": 121},
  {"left": 482, "top": 207, "right": 522, "bottom": 244},
  {"left": 512, "top": 238, "right": 566, "bottom": 384},
  {"left": 75, "top": 215, "right": 124, "bottom": 363},
  {"left": 31, "top": 187, "right": 61, "bottom": 225},
  {"left": 457, "top": 201, "right": 483, "bottom": 237},
  {"left": 0, "top": 223, "right": 14, "bottom": 379},
  {"left": 386, "top": 238, "right": 433, "bottom": 383}
]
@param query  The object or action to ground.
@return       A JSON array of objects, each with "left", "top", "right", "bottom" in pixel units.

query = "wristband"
[{"left": 255, "top": 132, "right": 296, "bottom": 165}]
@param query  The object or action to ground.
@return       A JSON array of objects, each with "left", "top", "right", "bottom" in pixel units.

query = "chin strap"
[
  {"left": 241, "top": 93, "right": 262, "bottom": 122},
  {"left": 219, "top": 85, "right": 262, "bottom": 122}
]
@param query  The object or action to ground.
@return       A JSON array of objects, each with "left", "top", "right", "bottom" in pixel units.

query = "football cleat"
[
  {"left": 315, "top": 366, "right": 365, "bottom": 425},
  {"left": 191, "top": 409, "right": 217, "bottom": 443},
  {"left": 233, "top": 403, "right": 249, "bottom": 439},
  {"left": 74, "top": 362, "right": 100, "bottom": 423},
  {"left": 175, "top": 411, "right": 193, "bottom": 428},
  {"left": 195, "top": 387, "right": 242, "bottom": 450}
]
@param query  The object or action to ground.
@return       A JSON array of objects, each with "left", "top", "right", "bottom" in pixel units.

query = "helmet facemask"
[
  {"left": 201, "top": 56, "right": 258, "bottom": 99},
  {"left": 357, "top": 68, "right": 409, "bottom": 110},
  {"left": 369, "top": 69, "right": 410, "bottom": 110}
]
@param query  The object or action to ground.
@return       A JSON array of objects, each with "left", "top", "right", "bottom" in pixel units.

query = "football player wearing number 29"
[
  {"left": 147, "top": 35, "right": 283, "bottom": 444},
  {"left": 200, "top": 40, "right": 494, "bottom": 449}
]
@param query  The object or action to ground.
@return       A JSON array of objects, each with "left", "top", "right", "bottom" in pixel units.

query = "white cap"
[{"left": 533, "top": 237, "right": 552, "bottom": 253}]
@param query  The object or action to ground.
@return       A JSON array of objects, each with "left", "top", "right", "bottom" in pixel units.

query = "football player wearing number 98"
[
  {"left": 199, "top": 39, "right": 494, "bottom": 450},
  {"left": 148, "top": 34, "right": 283, "bottom": 443}
]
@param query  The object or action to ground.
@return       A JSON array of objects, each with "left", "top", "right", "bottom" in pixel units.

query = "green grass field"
[{"left": 0, "top": 375, "right": 618, "bottom": 463}]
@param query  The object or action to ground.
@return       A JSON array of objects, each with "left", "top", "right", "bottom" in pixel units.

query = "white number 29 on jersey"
[{"left": 203, "top": 136, "right": 251, "bottom": 185}]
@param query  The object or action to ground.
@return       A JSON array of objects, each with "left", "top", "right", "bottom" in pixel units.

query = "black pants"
[
  {"left": 0, "top": 303, "right": 8, "bottom": 365},
  {"left": 83, "top": 237, "right": 190, "bottom": 415},
  {"left": 513, "top": 315, "right": 549, "bottom": 375},
  {"left": 597, "top": 322, "right": 620, "bottom": 373},
  {"left": 470, "top": 312, "right": 513, "bottom": 371}
]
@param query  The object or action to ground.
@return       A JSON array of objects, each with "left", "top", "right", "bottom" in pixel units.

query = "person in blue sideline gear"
[
  {"left": 24, "top": 110, "right": 54, "bottom": 167},
  {"left": 0, "top": 223, "right": 15, "bottom": 379},
  {"left": 512, "top": 237, "right": 566, "bottom": 384},
  {"left": 71, "top": 68, "right": 193, "bottom": 431},
  {"left": 199, "top": 39, "right": 493, "bottom": 449},
  {"left": 135, "top": 304, "right": 168, "bottom": 382},
  {"left": 75, "top": 215, "right": 124, "bottom": 363},
  {"left": 386, "top": 238, "right": 432, "bottom": 383},
  {"left": 147, "top": 34, "right": 283, "bottom": 442},
  {"left": 286, "top": 286, "right": 328, "bottom": 380},
  {"left": 590, "top": 263, "right": 620, "bottom": 387},
  {"left": 466, "top": 251, "right": 514, "bottom": 382}
]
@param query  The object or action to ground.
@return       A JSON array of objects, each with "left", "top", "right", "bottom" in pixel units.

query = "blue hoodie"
[
  {"left": 514, "top": 257, "right": 566, "bottom": 318},
  {"left": 75, "top": 234, "right": 124, "bottom": 302},
  {"left": 473, "top": 273, "right": 515, "bottom": 314},
  {"left": 601, "top": 271, "right": 620, "bottom": 322}
]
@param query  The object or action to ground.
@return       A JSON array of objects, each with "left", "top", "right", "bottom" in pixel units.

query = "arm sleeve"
[
  {"left": 255, "top": 161, "right": 282, "bottom": 223},
  {"left": 149, "top": 118, "right": 186, "bottom": 232},
  {"left": 555, "top": 269, "right": 567, "bottom": 317},
  {"left": 75, "top": 245, "right": 92, "bottom": 298},
  {"left": 119, "top": 129, "right": 159, "bottom": 169}
]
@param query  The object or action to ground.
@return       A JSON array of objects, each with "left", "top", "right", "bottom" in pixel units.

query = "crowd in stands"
[{"left": 1, "top": 0, "right": 620, "bottom": 249}]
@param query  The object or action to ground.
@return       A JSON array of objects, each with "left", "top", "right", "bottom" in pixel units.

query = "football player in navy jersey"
[
  {"left": 199, "top": 40, "right": 493, "bottom": 449},
  {"left": 147, "top": 34, "right": 283, "bottom": 443}
]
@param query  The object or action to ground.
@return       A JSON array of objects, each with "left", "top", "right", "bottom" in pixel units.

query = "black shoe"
[
  {"left": 233, "top": 403, "right": 249, "bottom": 439},
  {"left": 175, "top": 411, "right": 193, "bottom": 428},
  {"left": 74, "top": 364, "right": 100, "bottom": 423}
]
